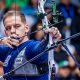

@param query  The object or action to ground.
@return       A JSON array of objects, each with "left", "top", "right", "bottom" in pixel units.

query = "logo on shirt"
[
  {"left": 3, "top": 55, "right": 11, "bottom": 67},
  {"left": 15, "top": 58, "right": 23, "bottom": 64}
]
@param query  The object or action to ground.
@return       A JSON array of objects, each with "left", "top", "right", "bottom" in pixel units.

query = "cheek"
[
  {"left": 35, "top": 31, "right": 44, "bottom": 39},
  {"left": 16, "top": 27, "right": 26, "bottom": 35},
  {"left": 5, "top": 31, "right": 11, "bottom": 36},
  {"left": 47, "top": 14, "right": 52, "bottom": 20}
]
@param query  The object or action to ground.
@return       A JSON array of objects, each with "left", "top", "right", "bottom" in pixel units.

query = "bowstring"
[
  {"left": 14, "top": 0, "right": 27, "bottom": 79},
  {"left": 15, "top": 0, "right": 27, "bottom": 80}
]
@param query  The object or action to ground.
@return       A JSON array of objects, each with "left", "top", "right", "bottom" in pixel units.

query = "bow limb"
[{"left": 38, "top": 0, "right": 55, "bottom": 80}]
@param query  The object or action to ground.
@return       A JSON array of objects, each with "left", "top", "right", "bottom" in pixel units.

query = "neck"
[{"left": 19, "top": 36, "right": 29, "bottom": 44}]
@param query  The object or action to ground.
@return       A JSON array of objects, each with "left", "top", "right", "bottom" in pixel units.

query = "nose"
[{"left": 11, "top": 26, "right": 16, "bottom": 33}]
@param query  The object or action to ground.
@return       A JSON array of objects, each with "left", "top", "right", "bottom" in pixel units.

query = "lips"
[
  {"left": 10, "top": 34, "right": 20, "bottom": 40},
  {"left": 10, "top": 36, "right": 20, "bottom": 40}
]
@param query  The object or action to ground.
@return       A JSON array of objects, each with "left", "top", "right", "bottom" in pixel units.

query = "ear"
[{"left": 25, "top": 24, "right": 29, "bottom": 33}]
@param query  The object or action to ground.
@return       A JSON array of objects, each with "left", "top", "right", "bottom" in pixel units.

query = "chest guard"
[{"left": 12, "top": 47, "right": 48, "bottom": 77}]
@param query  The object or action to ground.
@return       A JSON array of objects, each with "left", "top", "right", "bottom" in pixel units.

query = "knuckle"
[{"left": 55, "top": 27, "right": 57, "bottom": 30}]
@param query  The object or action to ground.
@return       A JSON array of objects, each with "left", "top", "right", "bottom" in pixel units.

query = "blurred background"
[{"left": 0, "top": 0, "right": 80, "bottom": 80}]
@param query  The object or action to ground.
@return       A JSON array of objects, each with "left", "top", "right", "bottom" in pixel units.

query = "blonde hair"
[{"left": 3, "top": 10, "right": 26, "bottom": 24}]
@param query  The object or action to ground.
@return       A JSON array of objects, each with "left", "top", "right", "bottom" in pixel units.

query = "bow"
[{"left": 38, "top": 0, "right": 55, "bottom": 80}]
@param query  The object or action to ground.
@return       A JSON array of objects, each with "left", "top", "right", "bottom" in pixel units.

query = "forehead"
[{"left": 4, "top": 15, "right": 22, "bottom": 26}]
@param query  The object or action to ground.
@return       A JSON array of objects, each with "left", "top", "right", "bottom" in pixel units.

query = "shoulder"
[
  {"left": 0, "top": 45, "right": 10, "bottom": 51},
  {"left": 0, "top": 45, "right": 11, "bottom": 62},
  {"left": 25, "top": 40, "right": 40, "bottom": 56},
  {"left": 26, "top": 40, "right": 40, "bottom": 47},
  {"left": 24, "top": 40, "right": 40, "bottom": 53}
]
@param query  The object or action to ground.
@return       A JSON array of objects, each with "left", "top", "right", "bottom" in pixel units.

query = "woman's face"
[{"left": 35, "top": 24, "right": 44, "bottom": 40}]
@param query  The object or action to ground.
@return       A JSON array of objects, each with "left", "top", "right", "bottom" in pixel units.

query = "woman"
[{"left": 30, "top": 20, "right": 44, "bottom": 41}]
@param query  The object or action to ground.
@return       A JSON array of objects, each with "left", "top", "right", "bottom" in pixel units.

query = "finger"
[
  {"left": 51, "top": 30, "right": 58, "bottom": 38},
  {"left": 51, "top": 27, "right": 58, "bottom": 32},
  {"left": 11, "top": 42, "right": 19, "bottom": 47},
  {"left": 5, "top": 42, "right": 13, "bottom": 48},
  {"left": 9, "top": 38, "right": 19, "bottom": 46},
  {"left": 44, "top": 27, "right": 56, "bottom": 33},
  {"left": 54, "top": 30, "right": 60, "bottom": 37},
  {"left": 51, "top": 27, "right": 58, "bottom": 35},
  {"left": 51, "top": 28, "right": 61, "bottom": 40},
  {"left": 7, "top": 38, "right": 19, "bottom": 47},
  {"left": 8, "top": 41, "right": 19, "bottom": 47},
  {"left": 56, "top": 32, "right": 62, "bottom": 41},
  {"left": 10, "top": 38, "right": 19, "bottom": 43}
]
